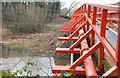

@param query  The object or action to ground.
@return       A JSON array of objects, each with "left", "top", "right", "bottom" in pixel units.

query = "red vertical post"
[
  {"left": 80, "top": 7, "right": 82, "bottom": 25},
  {"left": 83, "top": 4, "right": 86, "bottom": 13},
  {"left": 98, "top": 44, "right": 104, "bottom": 70},
  {"left": 88, "top": 5, "right": 91, "bottom": 18},
  {"left": 91, "top": 7, "right": 97, "bottom": 46},
  {"left": 98, "top": 9, "right": 107, "bottom": 72},
  {"left": 81, "top": 6, "right": 84, "bottom": 26},
  {"left": 92, "top": 7, "right": 97, "bottom": 25},
  {"left": 87, "top": 5, "right": 91, "bottom": 31},
  {"left": 116, "top": 11, "right": 120, "bottom": 77},
  {"left": 83, "top": 5, "right": 86, "bottom": 23},
  {"left": 100, "top": 9, "right": 107, "bottom": 37}
]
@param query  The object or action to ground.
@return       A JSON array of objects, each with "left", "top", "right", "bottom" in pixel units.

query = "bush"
[
  {"left": 9, "top": 23, "right": 45, "bottom": 35},
  {"left": 32, "top": 24, "right": 44, "bottom": 33}
]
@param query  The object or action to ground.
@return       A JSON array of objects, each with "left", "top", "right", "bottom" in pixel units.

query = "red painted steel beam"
[
  {"left": 58, "top": 37, "right": 78, "bottom": 41},
  {"left": 53, "top": 17, "right": 98, "bottom": 76},
  {"left": 98, "top": 9, "right": 107, "bottom": 71},
  {"left": 53, "top": 29, "right": 99, "bottom": 76},
  {"left": 53, "top": 3, "right": 119, "bottom": 77},
  {"left": 67, "top": 15, "right": 85, "bottom": 32},
  {"left": 97, "top": 17, "right": 119, "bottom": 21},
  {"left": 60, "top": 15, "right": 84, "bottom": 32},
  {"left": 116, "top": 12, "right": 120, "bottom": 77},
  {"left": 96, "top": 11, "right": 118, "bottom": 15},
  {"left": 72, "top": 13, "right": 83, "bottom": 17},
  {"left": 58, "top": 21, "right": 87, "bottom": 41},
  {"left": 84, "top": 13, "right": 117, "bottom": 63},
  {"left": 52, "top": 66, "right": 100, "bottom": 74},
  {"left": 52, "top": 66, "right": 85, "bottom": 74},
  {"left": 116, "top": 14, "right": 120, "bottom": 61},
  {"left": 96, "top": 16, "right": 118, "bottom": 25},
  {"left": 69, "top": 41, "right": 101, "bottom": 69},
  {"left": 85, "top": 3, "right": 118, "bottom": 11},
  {"left": 69, "top": 21, "right": 87, "bottom": 38},
  {"left": 69, "top": 29, "right": 93, "bottom": 49},
  {"left": 60, "top": 18, "right": 76, "bottom": 30},
  {"left": 98, "top": 43, "right": 104, "bottom": 70},
  {"left": 74, "top": 8, "right": 82, "bottom": 15},
  {"left": 86, "top": 5, "right": 91, "bottom": 31},
  {"left": 100, "top": 9, "right": 107, "bottom": 37},
  {"left": 87, "top": 5, "right": 91, "bottom": 18},
  {"left": 83, "top": 4, "right": 86, "bottom": 13},
  {"left": 60, "top": 29, "right": 75, "bottom": 32},
  {"left": 91, "top": 7, "right": 97, "bottom": 46},
  {"left": 80, "top": 29, "right": 98, "bottom": 76},
  {"left": 56, "top": 48, "right": 80, "bottom": 54}
]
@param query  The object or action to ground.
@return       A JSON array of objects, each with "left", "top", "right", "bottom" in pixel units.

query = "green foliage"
[
  {"left": 8, "top": 44, "right": 23, "bottom": 50},
  {"left": 102, "top": 59, "right": 111, "bottom": 70},
  {"left": 32, "top": 24, "right": 44, "bottom": 33},
  {"left": 0, "top": 61, "right": 36, "bottom": 77}
]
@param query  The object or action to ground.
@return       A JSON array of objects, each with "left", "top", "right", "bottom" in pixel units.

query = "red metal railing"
[{"left": 52, "top": 3, "right": 120, "bottom": 77}]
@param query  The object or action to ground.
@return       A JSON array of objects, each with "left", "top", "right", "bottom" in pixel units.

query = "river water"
[
  {"left": 0, "top": 48, "right": 70, "bottom": 76},
  {"left": 0, "top": 57, "right": 55, "bottom": 76}
]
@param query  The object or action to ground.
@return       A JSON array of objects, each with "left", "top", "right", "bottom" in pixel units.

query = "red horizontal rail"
[
  {"left": 96, "top": 11, "right": 118, "bottom": 14},
  {"left": 52, "top": 66, "right": 85, "bottom": 74},
  {"left": 97, "top": 17, "right": 119, "bottom": 21},
  {"left": 85, "top": 3, "right": 119, "bottom": 11}
]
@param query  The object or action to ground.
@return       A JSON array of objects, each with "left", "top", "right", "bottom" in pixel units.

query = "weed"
[{"left": 8, "top": 44, "right": 23, "bottom": 50}]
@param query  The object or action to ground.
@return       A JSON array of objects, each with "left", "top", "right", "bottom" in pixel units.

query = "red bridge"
[{"left": 52, "top": 3, "right": 120, "bottom": 77}]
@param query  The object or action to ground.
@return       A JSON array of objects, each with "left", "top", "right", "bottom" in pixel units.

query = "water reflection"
[{"left": 1, "top": 47, "right": 70, "bottom": 76}]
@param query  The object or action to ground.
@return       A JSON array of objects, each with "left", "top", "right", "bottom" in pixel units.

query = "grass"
[{"left": 8, "top": 44, "right": 23, "bottom": 50}]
